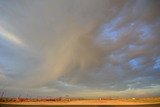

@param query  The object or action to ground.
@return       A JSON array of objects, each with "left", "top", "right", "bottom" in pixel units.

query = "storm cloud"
[{"left": 0, "top": 0, "right": 160, "bottom": 98}]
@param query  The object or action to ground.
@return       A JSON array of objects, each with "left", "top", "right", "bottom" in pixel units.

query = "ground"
[{"left": 1, "top": 98, "right": 160, "bottom": 105}]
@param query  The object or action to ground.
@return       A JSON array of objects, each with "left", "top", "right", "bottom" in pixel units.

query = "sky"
[{"left": 0, "top": 0, "right": 160, "bottom": 98}]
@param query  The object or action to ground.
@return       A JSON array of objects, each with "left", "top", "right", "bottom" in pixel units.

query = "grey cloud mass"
[{"left": 0, "top": 0, "right": 160, "bottom": 98}]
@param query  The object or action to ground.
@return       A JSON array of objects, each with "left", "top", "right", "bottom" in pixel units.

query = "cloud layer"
[{"left": 0, "top": 0, "right": 160, "bottom": 98}]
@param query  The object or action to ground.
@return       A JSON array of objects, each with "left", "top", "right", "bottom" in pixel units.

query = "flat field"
[{"left": 1, "top": 98, "right": 160, "bottom": 106}]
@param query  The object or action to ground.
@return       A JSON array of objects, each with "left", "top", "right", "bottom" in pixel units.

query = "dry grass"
[{"left": 1, "top": 98, "right": 160, "bottom": 105}]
